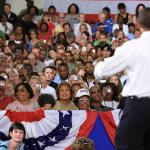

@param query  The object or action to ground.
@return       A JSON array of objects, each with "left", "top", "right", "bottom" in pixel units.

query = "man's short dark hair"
[
  {"left": 63, "top": 23, "right": 71, "bottom": 28},
  {"left": 30, "top": 72, "right": 39, "bottom": 78},
  {"left": 23, "top": 63, "right": 33, "bottom": 75},
  {"left": 138, "top": 8, "right": 150, "bottom": 29},
  {"left": 43, "top": 66, "right": 54, "bottom": 73},
  {"left": 128, "top": 23, "right": 135, "bottom": 28},
  {"left": 84, "top": 61, "right": 93, "bottom": 66},
  {"left": 58, "top": 63, "right": 68, "bottom": 70},
  {"left": 8, "top": 40, "right": 16, "bottom": 46},
  {"left": 38, "top": 94, "right": 56, "bottom": 108},
  {"left": 4, "top": 3, "right": 11, "bottom": 8}
]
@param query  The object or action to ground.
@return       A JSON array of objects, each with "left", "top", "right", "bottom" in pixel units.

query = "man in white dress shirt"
[{"left": 94, "top": 8, "right": 150, "bottom": 150}]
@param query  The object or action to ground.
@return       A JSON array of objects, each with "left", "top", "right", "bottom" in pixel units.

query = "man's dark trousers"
[{"left": 115, "top": 96, "right": 150, "bottom": 150}]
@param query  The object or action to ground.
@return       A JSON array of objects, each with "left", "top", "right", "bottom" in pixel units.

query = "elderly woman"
[
  {"left": 53, "top": 81, "right": 78, "bottom": 110},
  {"left": 74, "top": 88, "right": 91, "bottom": 110},
  {"left": 6, "top": 82, "right": 38, "bottom": 112}
]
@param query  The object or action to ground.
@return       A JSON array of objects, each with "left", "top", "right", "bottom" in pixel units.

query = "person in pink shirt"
[{"left": 6, "top": 82, "right": 38, "bottom": 112}]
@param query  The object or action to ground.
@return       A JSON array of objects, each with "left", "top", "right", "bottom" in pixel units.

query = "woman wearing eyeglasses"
[{"left": 74, "top": 88, "right": 91, "bottom": 110}]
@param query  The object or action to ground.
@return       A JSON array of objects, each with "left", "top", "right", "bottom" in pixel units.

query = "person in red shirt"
[
  {"left": 0, "top": 76, "right": 14, "bottom": 110},
  {"left": 39, "top": 12, "right": 55, "bottom": 37},
  {"left": 38, "top": 22, "right": 52, "bottom": 45}
]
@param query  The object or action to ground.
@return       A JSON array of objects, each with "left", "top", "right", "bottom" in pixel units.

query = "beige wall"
[{"left": 6, "top": 0, "right": 44, "bottom": 15}]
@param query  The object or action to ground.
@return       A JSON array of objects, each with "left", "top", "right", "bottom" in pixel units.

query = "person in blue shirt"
[
  {"left": 128, "top": 23, "right": 136, "bottom": 40},
  {"left": 0, "top": 122, "right": 26, "bottom": 150},
  {"left": 103, "top": 7, "right": 113, "bottom": 33},
  {"left": 92, "top": 12, "right": 113, "bottom": 35},
  {"left": 54, "top": 63, "right": 69, "bottom": 84}
]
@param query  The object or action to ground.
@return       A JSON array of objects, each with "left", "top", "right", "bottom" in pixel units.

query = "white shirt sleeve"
[{"left": 94, "top": 42, "right": 134, "bottom": 79}]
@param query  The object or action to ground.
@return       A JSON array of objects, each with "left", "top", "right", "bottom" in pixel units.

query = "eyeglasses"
[
  {"left": 74, "top": 139, "right": 91, "bottom": 145},
  {"left": 79, "top": 99, "right": 90, "bottom": 103}
]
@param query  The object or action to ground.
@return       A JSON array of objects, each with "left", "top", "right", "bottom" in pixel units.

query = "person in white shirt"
[
  {"left": 40, "top": 74, "right": 57, "bottom": 100},
  {"left": 101, "top": 82, "right": 119, "bottom": 110},
  {"left": 0, "top": 12, "right": 13, "bottom": 35},
  {"left": 112, "top": 15, "right": 129, "bottom": 37},
  {"left": 74, "top": 13, "right": 92, "bottom": 37},
  {"left": 94, "top": 8, "right": 150, "bottom": 150}
]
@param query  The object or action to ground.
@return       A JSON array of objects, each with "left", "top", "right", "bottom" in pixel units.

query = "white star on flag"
[
  {"left": 38, "top": 141, "right": 45, "bottom": 147},
  {"left": 49, "top": 137, "right": 56, "bottom": 142},
  {"left": 63, "top": 126, "right": 69, "bottom": 131},
  {"left": 60, "top": 111, "right": 70, "bottom": 117}
]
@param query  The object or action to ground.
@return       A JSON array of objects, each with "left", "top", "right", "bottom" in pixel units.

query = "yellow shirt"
[
  {"left": 54, "top": 24, "right": 64, "bottom": 36},
  {"left": 53, "top": 101, "right": 78, "bottom": 110}
]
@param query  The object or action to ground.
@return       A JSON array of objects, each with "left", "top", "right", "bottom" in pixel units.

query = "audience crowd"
[{"left": 0, "top": 0, "right": 146, "bottom": 112}]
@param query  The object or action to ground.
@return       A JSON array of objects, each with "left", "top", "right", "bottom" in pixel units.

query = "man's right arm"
[{"left": 94, "top": 41, "right": 134, "bottom": 79}]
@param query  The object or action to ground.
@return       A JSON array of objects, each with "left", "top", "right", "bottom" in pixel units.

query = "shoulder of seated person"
[{"left": 0, "top": 140, "right": 9, "bottom": 147}]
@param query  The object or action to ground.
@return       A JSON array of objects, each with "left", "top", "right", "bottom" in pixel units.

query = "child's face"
[
  {"left": 9, "top": 34, "right": 15, "bottom": 40},
  {"left": 10, "top": 129, "right": 24, "bottom": 143}
]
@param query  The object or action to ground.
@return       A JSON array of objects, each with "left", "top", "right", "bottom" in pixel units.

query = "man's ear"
[{"left": 136, "top": 21, "right": 141, "bottom": 29}]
